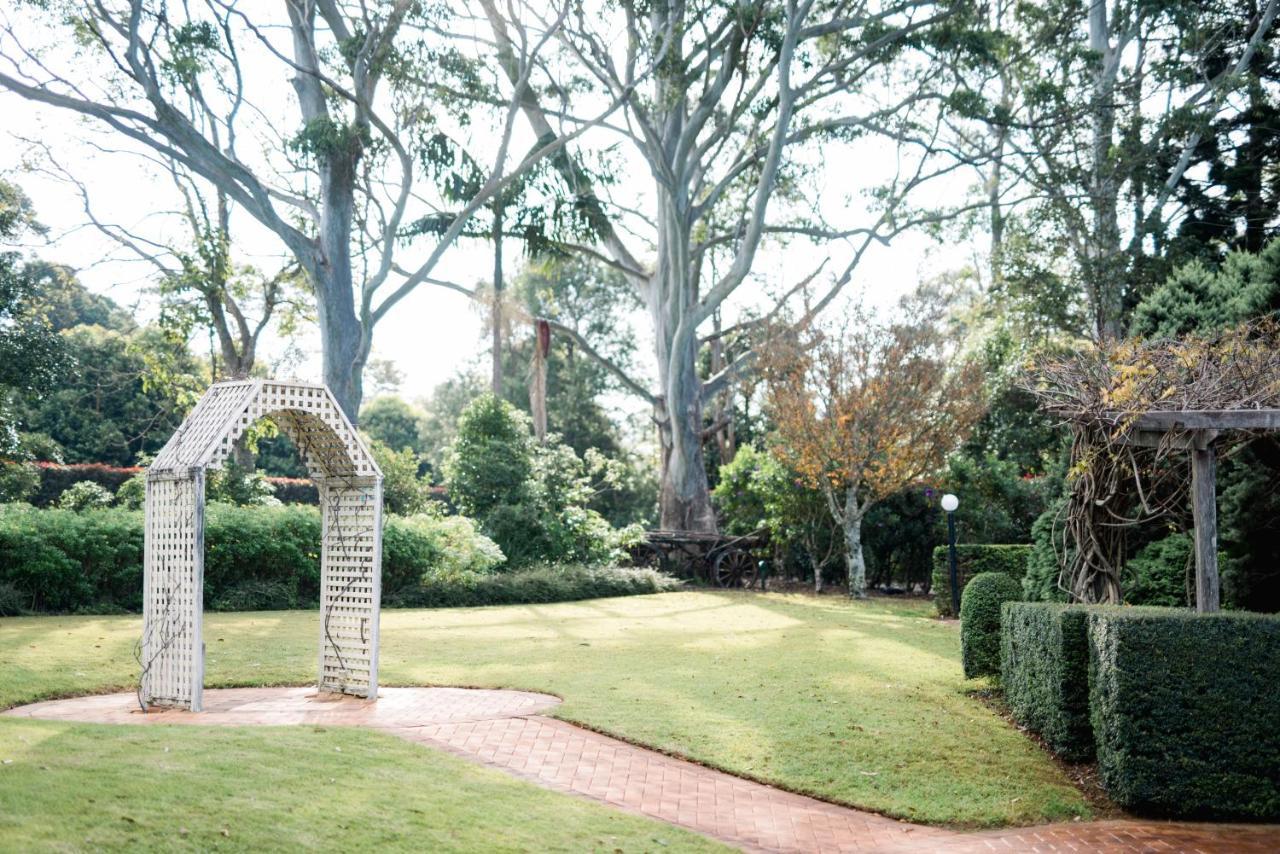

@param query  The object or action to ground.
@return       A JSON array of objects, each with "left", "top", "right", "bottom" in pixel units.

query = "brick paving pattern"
[{"left": 7, "top": 688, "right": 1278, "bottom": 853}]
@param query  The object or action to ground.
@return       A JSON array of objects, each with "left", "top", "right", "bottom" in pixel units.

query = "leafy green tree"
[
  {"left": 0, "top": 179, "right": 65, "bottom": 456},
  {"left": 1172, "top": 0, "right": 1280, "bottom": 257},
  {"left": 366, "top": 439, "right": 434, "bottom": 517},
  {"left": 443, "top": 395, "right": 634, "bottom": 567},
  {"left": 1131, "top": 238, "right": 1280, "bottom": 337},
  {"left": 360, "top": 396, "right": 429, "bottom": 460},
  {"left": 22, "top": 261, "right": 134, "bottom": 333},
  {"left": 15, "top": 325, "right": 199, "bottom": 466},
  {"left": 713, "top": 445, "right": 842, "bottom": 591},
  {"left": 443, "top": 395, "right": 534, "bottom": 519},
  {"left": 941, "top": 454, "right": 1055, "bottom": 545},
  {"left": 417, "top": 372, "right": 487, "bottom": 475}
]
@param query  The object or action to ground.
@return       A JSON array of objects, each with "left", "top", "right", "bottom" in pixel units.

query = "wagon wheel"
[
  {"left": 712, "top": 547, "right": 758, "bottom": 588},
  {"left": 630, "top": 542, "right": 667, "bottom": 572}
]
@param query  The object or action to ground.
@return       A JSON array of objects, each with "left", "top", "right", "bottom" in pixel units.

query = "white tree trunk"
[{"left": 844, "top": 510, "right": 867, "bottom": 599}]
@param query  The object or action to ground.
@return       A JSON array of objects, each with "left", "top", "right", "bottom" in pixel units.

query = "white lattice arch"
[{"left": 141, "top": 379, "right": 383, "bottom": 711}]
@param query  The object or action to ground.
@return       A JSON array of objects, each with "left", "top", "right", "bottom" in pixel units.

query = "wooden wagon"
[{"left": 628, "top": 529, "right": 765, "bottom": 588}]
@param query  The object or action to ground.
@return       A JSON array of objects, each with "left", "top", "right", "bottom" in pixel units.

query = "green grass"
[
  {"left": 0, "top": 591, "right": 1091, "bottom": 830},
  {"left": 0, "top": 719, "right": 724, "bottom": 852}
]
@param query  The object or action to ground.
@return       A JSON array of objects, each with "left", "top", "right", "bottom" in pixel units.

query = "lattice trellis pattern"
[{"left": 142, "top": 380, "right": 382, "bottom": 712}]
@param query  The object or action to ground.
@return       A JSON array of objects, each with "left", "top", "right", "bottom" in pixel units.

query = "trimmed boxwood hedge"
[
  {"left": 1087, "top": 607, "right": 1280, "bottom": 819},
  {"left": 932, "top": 544, "right": 1031, "bottom": 617},
  {"left": 959, "top": 571, "right": 1022, "bottom": 679},
  {"left": 1001, "top": 602, "right": 1092, "bottom": 761}
]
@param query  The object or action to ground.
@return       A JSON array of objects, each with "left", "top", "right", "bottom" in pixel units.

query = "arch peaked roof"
[{"left": 149, "top": 379, "right": 381, "bottom": 481}]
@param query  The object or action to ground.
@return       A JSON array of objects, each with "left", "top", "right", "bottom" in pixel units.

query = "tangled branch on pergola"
[{"left": 1024, "top": 319, "right": 1280, "bottom": 604}]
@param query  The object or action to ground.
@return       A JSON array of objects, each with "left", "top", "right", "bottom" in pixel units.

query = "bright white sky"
[{"left": 0, "top": 7, "right": 979, "bottom": 413}]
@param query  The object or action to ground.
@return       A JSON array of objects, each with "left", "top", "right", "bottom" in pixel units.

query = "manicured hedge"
[
  {"left": 32, "top": 463, "right": 140, "bottom": 507},
  {"left": 28, "top": 462, "right": 321, "bottom": 507},
  {"left": 0, "top": 505, "right": 486, "bottom": 612},
  {"left": 959, "top": 571, "right": 1022, "bottom": 679},
  {"left": 1001, "top": 602, "right": 1092, "bottom": 761},
  {"left": 0, "top": 504, "right": 676, "bottom": 614},
  {"left": 932, "top": 544, "right": 1031, "bottom": 617},
  {"left": 388, "top": 564, "right": 682, "bottom": 609},
  {"left": 1088, "top": 607, "right": 1280, "bottom": 819}
]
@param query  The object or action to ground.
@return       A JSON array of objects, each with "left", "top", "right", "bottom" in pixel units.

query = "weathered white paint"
[{"left": 142, "top": 380, "right": 383, "bottom": 711}]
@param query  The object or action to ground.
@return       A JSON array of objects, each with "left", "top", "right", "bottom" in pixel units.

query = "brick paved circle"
[{"left": 6, "top": 688, "right": 1278, "bottom": 853}]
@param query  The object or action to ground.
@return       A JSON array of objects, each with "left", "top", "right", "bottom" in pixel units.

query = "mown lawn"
[
  {"left": 0, "top": 591, "right": 1090, "bottom": 831},
  {"left": 0, "top": 719, "right": 725, "bottom": 852}
]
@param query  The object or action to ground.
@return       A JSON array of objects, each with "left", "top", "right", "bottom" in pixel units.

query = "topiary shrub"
[
  {"left": 1001, "top": 602, "right": 1092, "bottom": 761},
  {"left": 56, "top": 481, "right": 115, "bottom": 510},
  {"left": 960, "top": 571, "right": 1022, "bottom": 679},
  {"left": 932, "top": 544, "right": 1031, "bottom": 616},
  {"left": 1088, "top": 607, "right": 1280, "bottom": 819}
]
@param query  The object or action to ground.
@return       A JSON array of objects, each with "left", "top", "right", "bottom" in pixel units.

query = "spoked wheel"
[
  {"left": 629, "top": 542, "right": 668, "bottom": 572},
  {"left": 712, "top": 548, "right": 758, "bottom": 588}
]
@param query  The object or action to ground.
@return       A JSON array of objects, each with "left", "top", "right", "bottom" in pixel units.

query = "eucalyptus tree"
[
  {"left": 483, "top": 0, "right": 974, "bottom": 531},
  {"left": 981, "top": 0, "right": 1279, "bottom": 339},
  {"left": 0, "top": 0, "right": 615, "bottom": 418}
]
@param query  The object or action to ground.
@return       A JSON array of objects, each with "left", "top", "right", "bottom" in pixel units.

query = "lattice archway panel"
[{"left": 141, "top": 380, "right": 382, "bottom": 711}]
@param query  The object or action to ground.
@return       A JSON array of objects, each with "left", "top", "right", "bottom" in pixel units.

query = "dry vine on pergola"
[
  {"left": 140, "top": 380, "right": 383, "bottom": 711},
  {"left": 1025, "top": 320, "right": 1280, "bottom": 611}
]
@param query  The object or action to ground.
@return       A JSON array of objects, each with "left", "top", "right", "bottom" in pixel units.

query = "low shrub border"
[
  {"left": 1087, "top": 606, "right": 1280, "bottom": 819},
  {"left": 387, "top": 564, "right": 682, "bottom": 609},
  {"left": 959, "top": 571, "right": 1022, "bottom": 679},
  {"left": 932, "top": 544, "right": 1031, "bottom": 617},
  {"left": 1001, "top": 602, "right": 1092, "bottom": 761},
  {"left": 0, "top": 504, "right": 676, "bottom": 614}
]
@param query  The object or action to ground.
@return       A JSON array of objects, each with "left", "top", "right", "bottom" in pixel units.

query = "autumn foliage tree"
[{"left": 763, "top": 305, "right": 986, "bottom": 597}]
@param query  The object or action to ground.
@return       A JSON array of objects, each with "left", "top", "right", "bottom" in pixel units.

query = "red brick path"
[{"left": 6, "top": 688, "right": 1278, "bottom": 853}]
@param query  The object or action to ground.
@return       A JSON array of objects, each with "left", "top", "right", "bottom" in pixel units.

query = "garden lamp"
[{"left": 941, "top": 494, "right": 960, "bottom": 616}]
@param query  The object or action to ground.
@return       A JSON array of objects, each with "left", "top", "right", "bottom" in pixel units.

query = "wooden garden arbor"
[
  {"left": 1122, "top": 409, "right": 1280, "bottom": 613},
  {"left": 141, "top": 379, "right": 383, "bottom": 711}
]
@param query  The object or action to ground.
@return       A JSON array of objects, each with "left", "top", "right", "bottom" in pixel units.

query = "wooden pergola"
[{"left": 1118, "top": 409, "right": 1280, "bottom": 612}]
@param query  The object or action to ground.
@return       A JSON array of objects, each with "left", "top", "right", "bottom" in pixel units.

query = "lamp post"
[{"left": 941, "top": 493, "right": 960, "bottom": 616}]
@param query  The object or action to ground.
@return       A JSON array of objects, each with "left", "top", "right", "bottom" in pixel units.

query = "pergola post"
[{"left": 1190, "top": 434, "right": 1220, "bottom": 613}]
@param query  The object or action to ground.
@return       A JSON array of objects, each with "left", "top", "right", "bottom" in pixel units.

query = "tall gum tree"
[
  {"left": 0, "top": 0, "right": 619, "bottom": 418},
  {"left": 484, "top": 0, "right": 974, "bottom": 531},
  {"left": 960, "top": 0, "right": 1280, "bottom": 339}
]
